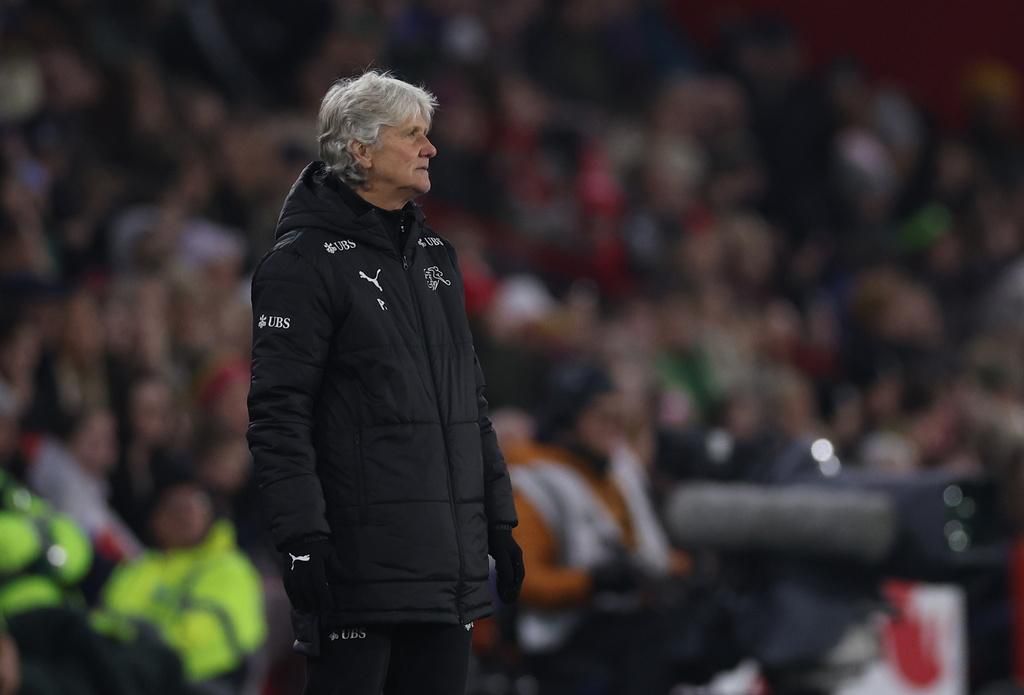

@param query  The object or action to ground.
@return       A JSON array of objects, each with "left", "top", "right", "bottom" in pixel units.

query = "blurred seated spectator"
[
  {"left": 193, "top": 425, "right": 251, "bottom": 519},
  {"left": 101, "top": 470, "right": 266, "bottom": 689},
  {"left": 27, "top": 407, "right": 142, "bottom": 565},
  {"left": 509, "top": 363, "right": 684, "bottom": 695},
  {"left": 110, "top": 372, "right": 185, "bottom": 538},
  {"left": 192, "top": 424, "right": 267, "bottom": 559},
  {"left": 23, "top": 287, "right": 114, "bottom": 435}
]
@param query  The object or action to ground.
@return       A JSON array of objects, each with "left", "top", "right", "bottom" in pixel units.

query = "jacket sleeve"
[
  {"left": 247, "top": 245, "right": 334, "bottom": 549},
  {"left": 475, "top": 350, "right": 518, "bottom": 527}
]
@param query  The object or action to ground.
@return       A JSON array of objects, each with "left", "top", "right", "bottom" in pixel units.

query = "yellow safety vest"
[{"left": 101, "top": 520, "right": 266, "bottom": 681}]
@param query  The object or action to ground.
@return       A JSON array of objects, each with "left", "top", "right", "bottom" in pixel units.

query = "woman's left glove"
[{"left": 488, "top": 525, "right": 525, "bottom": 603}]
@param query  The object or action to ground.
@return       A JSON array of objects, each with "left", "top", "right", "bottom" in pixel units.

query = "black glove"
[
  {"left": 488, "top": 525, "right": 525, "bottom": 603},
  {"left": 590, "top": 557, "right": 641, "bottom": 595},
  {"left": 281, "top": 537, "right": 341, "bottom": 613}
]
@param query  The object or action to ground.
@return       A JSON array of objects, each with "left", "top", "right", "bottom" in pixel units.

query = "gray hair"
[{"left": 318, "top": 70, "right": 438, "bottom": 187}]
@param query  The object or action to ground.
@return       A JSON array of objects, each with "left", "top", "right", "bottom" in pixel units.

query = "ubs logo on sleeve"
[
  {"left": 258, "top": 314, "right": 291, "bottom": 329},
  {"left": 418, "top": 236, "right": 443, "bottom": 248}
]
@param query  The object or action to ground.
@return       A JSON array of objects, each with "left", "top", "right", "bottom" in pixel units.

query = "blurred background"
[{"left": 2, "top": 1, "right": 1024, "bottom": 694}]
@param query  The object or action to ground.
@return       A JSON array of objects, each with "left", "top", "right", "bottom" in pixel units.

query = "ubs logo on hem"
[{"left": 328, "top": 629, "right": 367, "bottom": 640}]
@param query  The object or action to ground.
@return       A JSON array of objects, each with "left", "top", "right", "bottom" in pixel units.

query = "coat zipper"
[{"left": 400, "top": 220, "right": 465, "bottom": 624}]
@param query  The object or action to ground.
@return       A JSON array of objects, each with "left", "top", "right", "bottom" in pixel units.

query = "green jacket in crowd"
[
  {"left": 0, "top": 470, "right": 93, "bottom": 618},
  {"left": 101, "top": 519, "right": 266, "bottom": 682}
]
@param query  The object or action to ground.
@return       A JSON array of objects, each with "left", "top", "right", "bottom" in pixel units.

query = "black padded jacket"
[{"left": 247, "top": 162, "right": 517, "bottom": 625}]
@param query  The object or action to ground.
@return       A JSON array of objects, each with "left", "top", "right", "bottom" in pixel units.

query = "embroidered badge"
[{"left": 424, "top": 266, "right": 451, "bottom": 291}]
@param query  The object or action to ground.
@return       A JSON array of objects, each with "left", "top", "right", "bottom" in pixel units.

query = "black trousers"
[{"left": 304, "top": 622, "right": 473, "bottom": 695}]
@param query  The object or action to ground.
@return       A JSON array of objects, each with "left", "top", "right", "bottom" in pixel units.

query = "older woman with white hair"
[{"left": 247, "top": 70, "right": 524, "bottom": 695}]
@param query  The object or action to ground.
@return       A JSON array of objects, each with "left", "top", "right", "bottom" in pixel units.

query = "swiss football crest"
[{"left": 424, "top": 266, "right": 451, "bottom": 291}]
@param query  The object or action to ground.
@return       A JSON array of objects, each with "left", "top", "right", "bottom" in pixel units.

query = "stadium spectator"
[
  {"left": 101, "top": 471, "right": 266, "bottom": 688},
  {"left": 510, "top": 362, "right": 683, "bottom": 695},
  {"left": 28, "top": 408, "right": 142, "bottom": 564}
]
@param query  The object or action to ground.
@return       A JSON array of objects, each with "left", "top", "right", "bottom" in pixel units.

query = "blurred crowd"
[{"left": 2, "top": 0, "right": 1024, "bottom": 693}]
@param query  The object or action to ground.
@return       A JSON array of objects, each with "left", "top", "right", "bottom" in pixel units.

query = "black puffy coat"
[{"left": 247, "top": 162, "right": 517, "bottom": 625}]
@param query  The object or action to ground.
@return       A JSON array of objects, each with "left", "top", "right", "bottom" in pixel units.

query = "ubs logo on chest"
[{"left": 325, "top": 240, "right": 357, "bottom": 254}]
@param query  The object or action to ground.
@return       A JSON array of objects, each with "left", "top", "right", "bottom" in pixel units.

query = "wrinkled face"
[{"left": 363, "top": 113, "right": 437, "bottom": 203}]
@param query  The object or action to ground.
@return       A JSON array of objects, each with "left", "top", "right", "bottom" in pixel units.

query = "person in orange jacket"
[{"left": 508, "top": 363, "right": 687, "bottom": 695}]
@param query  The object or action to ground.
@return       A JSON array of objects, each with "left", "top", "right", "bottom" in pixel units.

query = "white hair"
[{"left": 317, "top": 70, "right": 438, "bottom": 187}]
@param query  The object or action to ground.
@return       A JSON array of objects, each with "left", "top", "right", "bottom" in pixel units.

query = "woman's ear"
[{"left": 349, "top": 140, "right": 373, "bottom": 170}]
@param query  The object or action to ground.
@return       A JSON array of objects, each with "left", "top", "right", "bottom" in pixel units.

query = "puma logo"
[
  {"left": 359, "top": 269, "right": 383, "bottom": 292},
  {"left": 289, "top": 553, "right": 310, "bottom": 571}
]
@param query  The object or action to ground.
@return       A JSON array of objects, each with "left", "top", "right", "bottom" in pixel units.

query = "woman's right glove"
[{"left": 281, "top": 537, "right": 342, "bottom": 613}]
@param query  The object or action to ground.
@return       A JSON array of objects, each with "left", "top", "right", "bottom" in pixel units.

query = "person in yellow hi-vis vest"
[
  {"left": 0, "top": 469, "right": 93, "bottom": 619},
  {"left": 101, "top": 470, "right": 266, "bottom": 689}
]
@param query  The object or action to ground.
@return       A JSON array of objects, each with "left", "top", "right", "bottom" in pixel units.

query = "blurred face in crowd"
[
  {"left": 354, "top": 113, "right": 437, "bottom": 209},
  {"left": 573, "top": 391, "right": 625, "bottom": 460},
  {"left": 129, "top": 377, "right": 174, "bottom": 447},
  {"left": 150, "top": 483, "right": 213, "bottom": 549},
  {"left": 69, "top": 409, "right": 118, "bottom": 477},
  {"left": 0, "top": 319, "right": 41, "bottom": 385},
  {"left": 61, "top": 290, "right": 105, "bottom": 365},
  {"left": 197, "top": 436, "right": 252, "bottom": 495}
]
